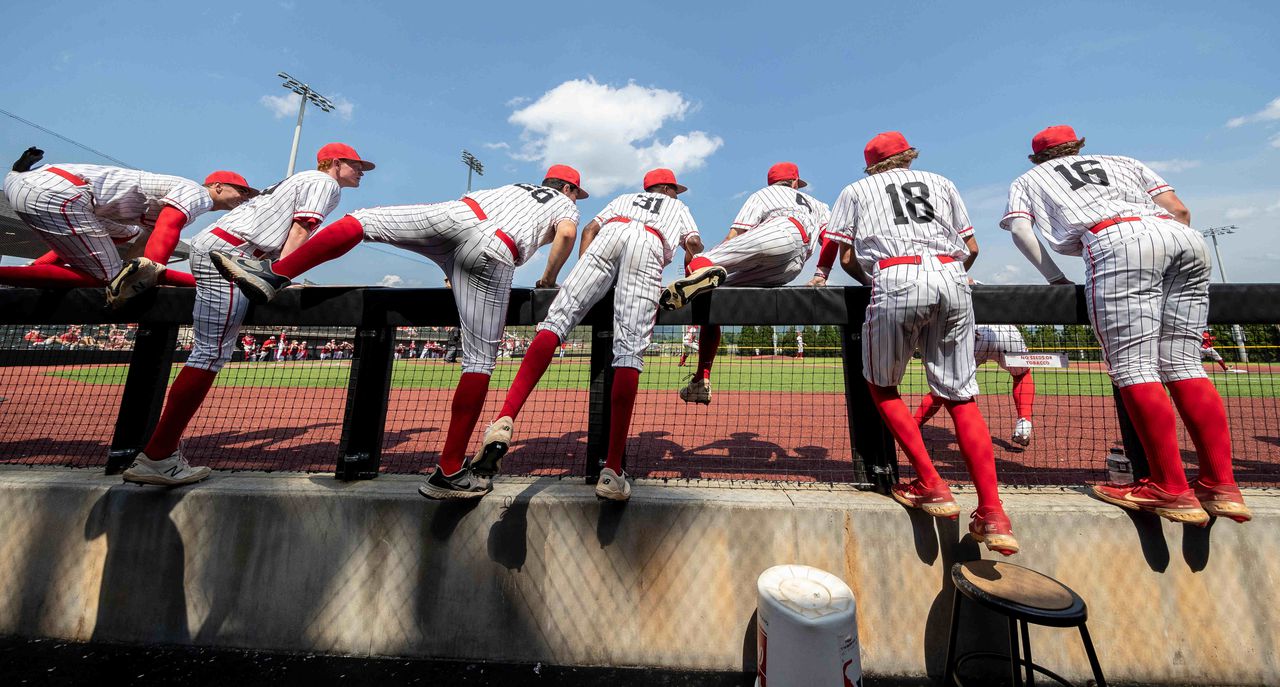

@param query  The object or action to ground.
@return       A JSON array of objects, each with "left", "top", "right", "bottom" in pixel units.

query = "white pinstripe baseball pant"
[
  {"left": 702, "top": 217, "right": 808, "bottom": 286},
  {"left": 863, "top": 258, "right": 979, "bottom": 400},
  {"left": 357, "top": 203, "right": 516, "bottom": 375},
  {"left": 1083, "top": 218, "right": 1210, "bottom": 387},
  {"left": 186, "top": 231, "right": 252, "bottom": 373},
  {"left": 3, "top": 169, "right": 138, "bottom": 280},
  {"left": 539, "top": 222, "right": 663, "bottom": 370}
]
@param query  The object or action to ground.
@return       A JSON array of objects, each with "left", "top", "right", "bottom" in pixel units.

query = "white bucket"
[{"left": 755, "top": 564, "right": 861, "bottom": 687}]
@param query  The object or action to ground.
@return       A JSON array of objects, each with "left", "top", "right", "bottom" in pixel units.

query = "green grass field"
[{"left": 42, "top": 357, "right": 1280, "bottom": 397}]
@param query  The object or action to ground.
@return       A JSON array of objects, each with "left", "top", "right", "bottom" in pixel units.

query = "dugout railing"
[{"left": 2, "top": 284, "right": 1278, "bottom": 491}]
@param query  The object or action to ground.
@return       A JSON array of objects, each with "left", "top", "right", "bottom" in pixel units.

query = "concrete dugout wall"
[{"left": 0, "top": 467, "right": 1275, "bottom": 685}]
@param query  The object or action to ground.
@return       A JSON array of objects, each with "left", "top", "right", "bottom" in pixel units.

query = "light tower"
[
  {"left": 1201, "top": 224, "right": 1248, "bottom": 363},
  {"left": 461, "top": 150, "right": 484, "bottom": 192},
  {"left": 277, "top": 72, "right": 336, "bottom": 177}
]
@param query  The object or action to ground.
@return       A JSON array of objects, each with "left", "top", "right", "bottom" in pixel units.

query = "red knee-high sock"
[
  {"left": 438, "top": 372, "right": 491, "bottom": 475},
  {"left": 678, "top": 353, "right": 688, "bottom": 366},
  {"left": 142, "top": 207, "right": 187, "bottom": 263},
  {"left": 606, "top": 367, "right": 640, "bottom": 473},
  {"left": 688, "top": 255, "right": 714, "bottom": 272},
  {"left": 1116, "top": 382, "right": 1186, "bottom": 491},
  {"left": 499, "top": 330, "right": 561, "bottom": 419},
  {"left": 1011, "top": 372, "right": 1035, "bottom": 419},
  {"left": 1167, "top": 378, "right": 1235, "bottom": 486},
  {"left": 30, "top": 250, "right": 61, "bottom": 266},
  {"left": 695, "top": 325, "right": 721, "bottom": 380},
  {"left": 914, "top": 394, "right": 942, "bottom": 425},
  {"left": 0, "top": 264, "right": 105, "bottom": 287},
  {"left": 943, "top": 399, "right": 1001, "bottom": 511},
  {"left": 270, "top": 215, "right": 365, "bottom": 280},
  {"left": 158, "top": 270, "right": 196, "bottom": 287},
  {"left": 867, "top": 383, "right": 944, "bottom": 487},
  {"left": 143, "top": 366, "right": 218, "bottom": 459}
]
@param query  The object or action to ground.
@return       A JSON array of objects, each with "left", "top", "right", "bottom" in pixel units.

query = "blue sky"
[{"left": 3, "top": 1, "right": 1278, "bottom": 286}]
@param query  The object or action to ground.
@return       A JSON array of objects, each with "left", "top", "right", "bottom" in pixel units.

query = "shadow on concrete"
[
  {"left": 429, "top": 497, "right": 483, "bottom": 541},
  {"left": 740, "top": 609, "right": 758, "bottom": 675},
  {"left": 1120, "top": 509, "right": 1171, "bottom": 573},
  {"left": 921, "top": 519, "right": 999, "bottom": 683},
  {"left": 1181, "top": 518, "right": 1214, "bottom": 572},
  {"left": 487, "top": 479, "right": 554, "bottom": 571},
  {"left": 84, "top": 485, "right": 191, "bottom": 643},
  {"left": 596, "top": 499, "right": 627, "bottom": 547}
]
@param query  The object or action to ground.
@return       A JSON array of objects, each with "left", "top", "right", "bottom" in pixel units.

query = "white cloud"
[
  {"left": 1224, "top": 207, "right": 1259, "bottom": 220},
  {"left": 731, "top": 190, "right": 749, "bottom": 200},
  {"left": 505, "top": 78, "right": 723, "bottom": 195},
  {"left": 1146, "top": 159, "right": 1201, "bottom": 173},
  {"left": 1270, "top": 132, "right": 1280, "bottom": 149},
  {"left": 985, "top": 264, "right": 1026, "bottom": 285},
  {"left": 1226, "top": 96, "right": 1280, "bottom": 128},
  {"left": 483, "top": 142, "right": 510, "bottom": 150},
  {"left": 378, "top": 274, "right": 403, "bottom": 287},
  {"left": 260, "top": 92, "right": 356, "bottom": 122},
  {"left": 505, "top": 96, "right": 530, "bottom": 108}
]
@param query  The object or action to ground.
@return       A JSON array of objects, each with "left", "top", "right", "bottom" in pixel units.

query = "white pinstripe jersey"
[
  {"left": 591, "top": 192, "right": 699, "bottom": 265},
  {"left": 464, "top": 184, "right": 580, "bottom": 265},
  {"left": 50, "top": 163, "right": 211, "bottom": 227},
  {"left": 684, "top": 326, "right": 699, "bottom": 345},
  {"left": 826, "top": 169, "right": 973, "bottom": 273},
  {"left": 731, "top": 185, "right": 831, "bottom": 253},
  {"left": 999, "top": 155, "right": 1174, "bottom": 257},
  {"left": 213, "top": 170, "right": 340, "bottom": 255}
]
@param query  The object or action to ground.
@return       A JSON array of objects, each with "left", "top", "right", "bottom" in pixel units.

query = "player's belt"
[
  {"left": 210, "top": 227, "right": 267, "bottom": 258},
  {"left": 877, "top": 255, "right": 957, "bottom": 269},
  {"left": 1088, "top": 214, "right": 1174, "bottom": 234},
  {"left": 604, "top": 216, "right": 665, "bottom": 242},
  {"left": 786, "top": 217, "right": 809, "bottom": 244},
  {"left": 46, "top": 167, "right": 88, "bottom": 187},
  {"left": 461, "top": 196, "right": 488, "bottom": 220},
  {"left": 493, "top": 229, "right": 519, "bottom": 261}
]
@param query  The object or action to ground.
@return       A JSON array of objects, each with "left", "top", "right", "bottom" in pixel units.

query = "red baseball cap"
[
  {"left": 204, "top": 170, "right": 260, "bottom": 196},
  {"left": 545, "top": 164, "right": 589, "bottom": 199},
  {"left": 767, "top": 162, "right": 807, "bottom": 188},
  {"left": 1032, "top": 125, "right": 1080, "bottom": 154},
  {"left": 317, "top": 142, "right": 375, "bottom": 170},
  {"left": 864, "top": 131, "right": 913, "bottom": 167},
  {"left": 643, "top": 168, "right": 687, "bottom": 194}
]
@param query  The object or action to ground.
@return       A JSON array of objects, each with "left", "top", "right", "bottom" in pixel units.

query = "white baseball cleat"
[
  {"left": 471, "top": 416, "right": 514, "bottom": 477},
  {"left": 1011, "top": 418, "right": 1033, "bottom": 447},
  {"left": 679, "top": 376, "right": 712, "bottom": 405},
  {"left": 122, "top": 449, "right": 211, "bottom": 486},
  {"left": 660, "top": 265, "right": 728, "bottom": 310},
  {"left": 595, "top": 467, "right": 632, "bottom": 502},
  {"left": 106, "top": 257, "right": 165, "bottom": 309}
]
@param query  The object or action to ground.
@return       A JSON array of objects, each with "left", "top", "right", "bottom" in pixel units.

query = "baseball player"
[
  {"left": 828, "top": 131, "right": 1018, "bottom": 556},
  {"left": 678, "top": 325, "right": 699, "bottom": 367},
  {"left": 1002, "top": 125, "right": 1249, "bottom": 524},
  {"left": 121, "top": 143, "right": 371, "bottom": 486},
  {"left": 795, "top": 331, "right": 804, "bottom": 359},
  {"left": 916, "top": 323, "right": 1036, "bottom": 446},
  {"left": 1200, "top": 330, "right": 1239, "bottom": 373},
  {"left": 662, "top": 162, "right": 829, "bottom": 405},
  {"left": 1, "top": 147, "right": 257, "bottom": 305},
  {"left": 211, "top": 165, "right": 586, "bottom": 499},
  {"left": 472, "top": 168, "right": 703, "bottom": 502}
]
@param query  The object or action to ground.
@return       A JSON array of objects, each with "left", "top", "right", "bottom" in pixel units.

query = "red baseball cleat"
[
  {"left": 1091, "top": 479, "right": 1209, "bottom": 526},
  {"left": 1192, "top": 479, "right": 1252, "bottom": 523},
  {"left": 969, "top": 508, "right": 1019, "bottom": 556},
  {"left": 891, "top": 479, "right": 960, "bottom": 519}
]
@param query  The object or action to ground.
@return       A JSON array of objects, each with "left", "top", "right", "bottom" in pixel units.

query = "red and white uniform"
[
  {"left": 975, "top": 324, "right": 1031, "bottom": 375},
  {"left": 1001, "top": 155, "right": 1207, "bottom": 387},
  {"left": 827, "top": 169, "right": 977, "bottom": 399},
  {"left": 3, "top": 163, "right": 212, "bottom": 280},
  {"left": 1200, "top": 331, "right": 1224, "bottom": 363},
  {"left": 349, "top": 183, "right": 579, "bottom": 374},
  {"left": 702, "top": 185, "right": 830, "bottom": 286},
  {"left": 186, "top": 170, "right": 342, "bottom": 372},
  {"left": 540, "top": 191, "right": 699, "bottom": 370},
  {"left": 683, "top": 325, "right": 699, "bottom": 351}
]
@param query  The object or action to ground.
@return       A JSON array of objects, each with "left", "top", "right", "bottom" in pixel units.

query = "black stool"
[{"left": 943, "top": 560, "right": 1106, "bottom": 687}]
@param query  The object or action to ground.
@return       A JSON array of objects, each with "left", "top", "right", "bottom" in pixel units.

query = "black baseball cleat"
[
  {"left": 470, "top": 416, "right": 513, "bottom": 477},
  {"left": 211, "top": 251, "right": 291, "bottom": 304},
  {"left": 106, "top": 257, "right": 164, "bottom": 309},
  {"left": 418, "top": 464, "right": 492, "bottom": 500},
  {"left": 11, "top": 146, "right": 44, "bottom": 173},
  {"left": 660, "top": 265, "right": 727, "bottom": 310}
]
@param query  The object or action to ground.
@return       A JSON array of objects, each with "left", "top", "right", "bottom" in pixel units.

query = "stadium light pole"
[
  {"left": 1202, "top": 224, "right": 1248, "bottom": 363},
  {"left": 278, "top": 72, "right": 336, "bottom": 177},
  {"left": 462, "top": 150, "right": 484, "bottom": 192}
]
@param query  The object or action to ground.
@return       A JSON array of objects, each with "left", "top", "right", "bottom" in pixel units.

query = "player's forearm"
[
  {"left": 1153, "top": 191, "right": 1191, "bottom": 226},
  {"left": 540, "top": 224, "right": 577, "bottom": 285},
  {"left": 838, "top": 244, "right": 871, "bottom": 285},
  {"left": 962, "top": 236, "right": 979, "bottom": 271},
  {"left": 725, "top": 227, "right": 743, "bottom": 242},
  {"left": 814, "top": 236, "right": 838, "bottom": 278},
  {"left": 577, "top": 221, "right": 601, "bottom": 257},
  {"left": 278, "top": 222, "right": 312, "bottom": 260},
  {"left": 1008, "top": 218, "right": 1068, "bottom": 284}
]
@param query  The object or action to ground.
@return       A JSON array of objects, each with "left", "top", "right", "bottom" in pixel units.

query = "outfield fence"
[{"left": 1, "top": 285, "right": 1277, "bottom": 490}]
